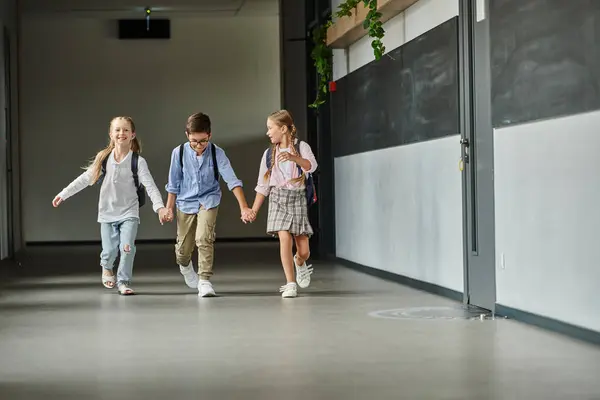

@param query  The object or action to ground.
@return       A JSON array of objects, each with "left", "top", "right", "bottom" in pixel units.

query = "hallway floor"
[{"left": 1, "top": 243, "right": 600, "bottom": 399}]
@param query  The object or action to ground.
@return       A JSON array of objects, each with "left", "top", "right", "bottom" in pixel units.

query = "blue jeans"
[{"left": 100, "top": 217, "right": 139, "bottom": 286}]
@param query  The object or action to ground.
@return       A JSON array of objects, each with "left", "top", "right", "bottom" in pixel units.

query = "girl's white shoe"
[
  {"left": 294, "top": 256, "right": 313, "bottom": 288},
  {"left": 280, "top": 282, "right": 297, "bottom": 298}
]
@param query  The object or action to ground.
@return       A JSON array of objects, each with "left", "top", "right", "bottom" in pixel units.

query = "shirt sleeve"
[
  {"left": 215, "top": 146, "right": 243, "bottom": 191},
  {"left": 254, "top": 149, "right": 270, "bottom": 197},
  {"left": 57, "top": 168, "right": 93, "bottom": 201},
  {"left": 165, "top": 146, "right": 182, "bottom": 195},
  {"left": 299, "top": 141, "right": 318, "bottom": 174},
  {"left": 138, "top": 156, "right": 165, "bottom": 213}
]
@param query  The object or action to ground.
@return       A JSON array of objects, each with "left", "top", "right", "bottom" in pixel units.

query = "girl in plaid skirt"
[{"left": 250, "top": 110, "right": 318, "bottom": 298}]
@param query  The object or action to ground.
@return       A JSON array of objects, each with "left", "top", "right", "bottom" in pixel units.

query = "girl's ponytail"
[{"left": 85, "top": 140, "right": 115, "bottom": 185}]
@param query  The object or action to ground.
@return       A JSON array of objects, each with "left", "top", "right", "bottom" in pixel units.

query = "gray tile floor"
[{"left": 1, "top": 242, "right": 600, "bottom": 399}]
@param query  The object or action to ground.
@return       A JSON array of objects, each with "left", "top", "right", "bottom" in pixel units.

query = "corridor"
[{"left": 1, "top": 243, "right": 599, "bottom": 399}]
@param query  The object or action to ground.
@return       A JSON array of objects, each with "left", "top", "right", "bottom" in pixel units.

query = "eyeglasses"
[{"left": 189, "top": 139, "right": 209, "bottom": 146}]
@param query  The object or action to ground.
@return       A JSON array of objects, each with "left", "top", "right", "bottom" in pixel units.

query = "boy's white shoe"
[
  {"left": 294, "top": 256, "right": 313, "bottom": 289},
  {"left": 179, "top": 262, "right": 198, "bottom": 289},
  {"left": 279, "top": 282, "right": 297, "bottom": 298},
  {"left": 198, "top": 279, "right": 216, "bottom": 297}
]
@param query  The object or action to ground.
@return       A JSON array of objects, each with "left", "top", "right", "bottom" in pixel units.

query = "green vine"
[
  {"left": 309, "top": 0, "right": 385, "bottom": 109},
  {"left": 309, "top": 20, "right": 334, "bottom": 109}
]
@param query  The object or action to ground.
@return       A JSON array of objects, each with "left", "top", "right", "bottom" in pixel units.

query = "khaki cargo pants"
[{"left": 175, "top": 206, "right": 219, "bottom": 280}]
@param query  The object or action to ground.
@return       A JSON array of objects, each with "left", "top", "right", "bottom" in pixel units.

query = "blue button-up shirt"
[{"left": 165, "top": 142, "right": 243, "bottom": 214}]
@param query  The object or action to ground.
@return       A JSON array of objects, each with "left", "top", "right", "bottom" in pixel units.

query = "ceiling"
[{"left": 19, "top": 0, "right": 279, "bottom": 17}]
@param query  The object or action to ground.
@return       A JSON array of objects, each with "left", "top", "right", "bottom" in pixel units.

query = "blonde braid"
[
  {"left": 263, "top": 144, "right": 277, "bottom": 181},
  {"left": 289, "top": 124, "right": 305, "bottom": 185}
]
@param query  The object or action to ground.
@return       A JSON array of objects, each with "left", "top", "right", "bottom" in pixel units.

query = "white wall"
[
  {"left": 494, "top": 110, "right": 600, "bottom": 332},
  {"left": 331, "top": 0, "right": 600, "bottom": 334},
  {"left": 20, "top": 14, "right": 280, "bottom": 242},
  {"left": 332, "top": 0, "right": 462, "bottom": 292},
  {"left": 335, "top": 137, "right": 464, "bottom": 291}
]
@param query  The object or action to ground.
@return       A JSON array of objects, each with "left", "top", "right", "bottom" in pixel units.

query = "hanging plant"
[
  {"left": 309, "top": 20, "right": 334, "bottom": 109},
  {"left": 309, "top": 0, "right": 386, "bottom": 109}
]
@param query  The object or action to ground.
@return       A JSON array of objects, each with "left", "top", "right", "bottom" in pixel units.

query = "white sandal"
[
  {"left": 117, "top": 283, "right": 135, "bottom": 296},
  {"left": 102, "top": 270, "right": 115, "bottom": 289}
]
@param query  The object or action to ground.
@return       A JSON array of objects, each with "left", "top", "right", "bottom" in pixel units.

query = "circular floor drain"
[{"left": 368, "top": 306, "right": 492, "bottom": 320}]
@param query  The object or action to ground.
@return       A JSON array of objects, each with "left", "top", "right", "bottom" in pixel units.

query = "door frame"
[
  {"left": 458, "top": 0, "right": 497, "bottom": 312},
  {"left": 305, "top": 0, "right": 334, "bottom": 259},
  {"left": 0, "top": 25, "right": 12, "bottom": 260},
  {"left": 4, "top": 26, "right": 13, "bottom": 259}
]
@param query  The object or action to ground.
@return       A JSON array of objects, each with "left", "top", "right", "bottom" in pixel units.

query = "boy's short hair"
[{"left": 186, "top": 112, "right": 211, "bottom": 134}]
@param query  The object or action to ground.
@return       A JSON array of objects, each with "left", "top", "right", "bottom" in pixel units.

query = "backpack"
[
  {"left": 179, "top": 142, "right": 219, "bottom": 182},
  {"left": 98, "top": 152, "right": 146, "bottom": 207},
  {"left": 265, "top": 141, "right": 317, "bottom": 207}
]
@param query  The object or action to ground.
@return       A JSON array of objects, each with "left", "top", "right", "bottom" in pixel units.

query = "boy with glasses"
[{"left": 165, "top": 112, "right": 255, "bottom": 297}]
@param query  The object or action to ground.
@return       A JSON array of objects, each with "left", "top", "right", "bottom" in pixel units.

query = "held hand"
[
  {"left": 166, "top": 208, "right": 174, "bottom": 222},
  {"left": 243, "top": 212, "right": 256, "bottom": 223},
  {"left": 240, "top": 209, "right": 252, "bottom": 224},
  {"left": 52, "top": 196, "right": 63, "bottom": 208},
  {"left": 158, "top": 207, "right": 172, "bottom": 225},
  {"left": 240, "top": 207, "right": 256, "bottom": 224}
]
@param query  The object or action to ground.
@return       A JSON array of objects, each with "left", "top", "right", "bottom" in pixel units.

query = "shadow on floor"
[{"left": 6, "top": 242, "right": 286, "bottom": 279}]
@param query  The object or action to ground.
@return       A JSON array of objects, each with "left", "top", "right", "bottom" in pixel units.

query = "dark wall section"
[
  {"left": 305, "top": 0, "right": 335, "bottom": 258},
  {"left": 332, "top": 17, "right": 459, "bottom": 158},
  {"left": 280, "top": 0, "right": 308, "bottom": 138},
  {"left": 490, "top": 0, "right": 600, "bottom": 128},
  {"left": 281, "top": 0, "right": 335, "bottom": 258}
]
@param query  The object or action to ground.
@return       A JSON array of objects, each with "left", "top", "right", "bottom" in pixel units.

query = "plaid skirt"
[{"left": 267, "top": 188, "right": 313, "bottom": 237}]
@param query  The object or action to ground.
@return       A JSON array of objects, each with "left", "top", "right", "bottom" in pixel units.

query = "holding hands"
[
  {"left": 158, "top": 207, "right": 174, "bottom": 225},
  {"left": 241, "top": 207, "right": 256, "bottom": 224},
  {"left": 158, "top": 206, "right": 254, "bottom": 225}
]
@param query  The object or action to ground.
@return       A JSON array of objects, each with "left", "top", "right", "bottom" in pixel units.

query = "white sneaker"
[
  {"left": 198, "top": 279, "right": 216, "bottom": 297},
  {"left": 294, "top": 256, "right": 313, "bottom": 289},
  {"left": 179, "top": 262, "right": 198, "bottom": 289},
  {"left": 279, "top": 282, "right": 297, "bottom": 298}
]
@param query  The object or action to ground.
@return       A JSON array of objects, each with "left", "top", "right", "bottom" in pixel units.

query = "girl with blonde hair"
[
  {"left": 52, "top": 116, "right": 169, "bottom": 295},
  {"left": 250, "top": 110, "right": 318, "bottom": 298}
]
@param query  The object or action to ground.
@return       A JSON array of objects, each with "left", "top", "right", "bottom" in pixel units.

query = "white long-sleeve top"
[{"left": 57, "top": 150, "right": 165, "bottom": 223}]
